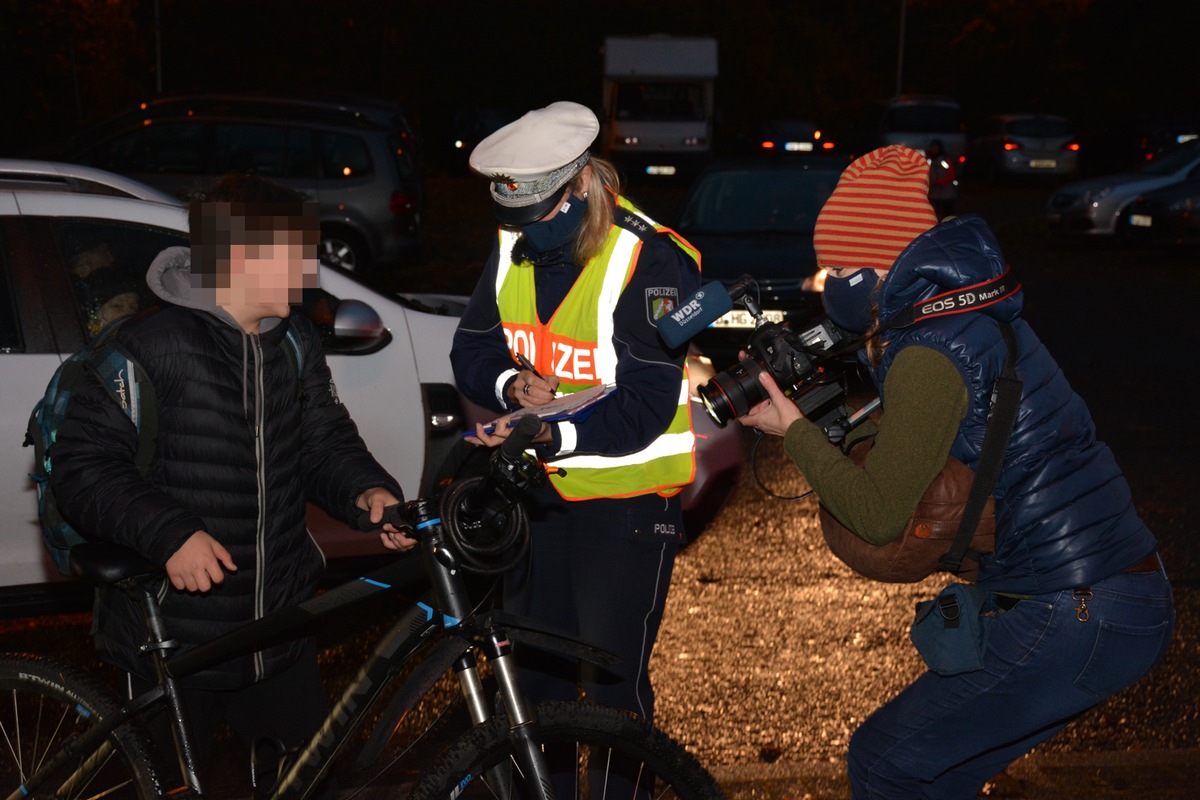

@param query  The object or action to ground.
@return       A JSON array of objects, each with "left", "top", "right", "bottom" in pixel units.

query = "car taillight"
[
  {"left": 1064, "top": 141, "right": 1081, "bottom": 152},
  {"left": 821, "top": 141, "right": 836, "bottom": 150},
  {"left": 390, "top": 191, "right": 414, "bottom": 216},
  {"left": 1003, "top": 141, "right": 1021, "bottom": 151},
  {"left": 761, "top": 141, "right": 776, "bottom": 150}
]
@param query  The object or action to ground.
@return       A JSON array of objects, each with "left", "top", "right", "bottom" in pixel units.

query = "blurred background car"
[
  {"left": 1120, "top": 178, "right": 1200, "bottom": 246},
  {"left": 441, "top": 106, "right": 520, "bottom": 175},
  {"left": 1045, "top": 139, "right": 1200, "bottom": 236},
  {"left": 967, "top": 113, "right": 1080, "bottom": 182},
  {"left": 1081, "top": 112, "right": 1200, "bottom": 175},
  {"left": 38, "top": 93, "right": 425, "bottom": 276},
  {"left": 741, "top": 119, "right": 838, "bottom": 156},
  {"left": 880, "top": 94, "right": 967, "bottom": 166},
  {"left": 671, "top": 155, "right": 844, "bottom": 363}
]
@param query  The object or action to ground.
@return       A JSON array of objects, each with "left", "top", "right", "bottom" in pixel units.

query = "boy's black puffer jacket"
[{"left": 52, "top": 296, "right": 400, "bottom": 689}]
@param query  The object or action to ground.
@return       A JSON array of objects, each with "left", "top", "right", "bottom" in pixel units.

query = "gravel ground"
[{"left": 4, "top": 172, "right": 1195, "bottom": 799}]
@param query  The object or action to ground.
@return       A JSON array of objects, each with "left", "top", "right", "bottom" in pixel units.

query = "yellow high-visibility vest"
[{"left": 495, "top": 198, "right": 699, "bottom": 500}]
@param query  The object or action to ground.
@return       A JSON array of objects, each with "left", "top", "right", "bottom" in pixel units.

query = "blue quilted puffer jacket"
[{"left": 872, "top": 214, "right": 1156, "bottom": 593}]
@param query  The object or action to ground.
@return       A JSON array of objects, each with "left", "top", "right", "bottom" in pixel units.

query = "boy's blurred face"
[{"left": 214, "top": 213, "right": 320, "bottom": 323}]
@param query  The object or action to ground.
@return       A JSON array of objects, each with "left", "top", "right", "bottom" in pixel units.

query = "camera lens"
[{"left": 698, "top": 358, "right": 766, "bottom": 426}]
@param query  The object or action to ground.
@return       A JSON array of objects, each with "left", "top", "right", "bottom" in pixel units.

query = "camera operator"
[
  {"left": 739, "top": 145, "right": 1174, "bottom": 798},
  {"left": 449, "top": 101, "right": 702, "bottom": 736}
]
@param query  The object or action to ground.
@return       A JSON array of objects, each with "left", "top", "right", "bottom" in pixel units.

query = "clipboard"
[{"left": 465, "top": 383, "right": 618, "bottom": 438}]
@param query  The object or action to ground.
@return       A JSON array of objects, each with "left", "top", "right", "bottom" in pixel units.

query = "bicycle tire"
[
  {"left": 0, "top": 653, "right": 167, "bottom": 800},
  {"left": 407, "top": 700, "right": 725, "bottom": 800}
]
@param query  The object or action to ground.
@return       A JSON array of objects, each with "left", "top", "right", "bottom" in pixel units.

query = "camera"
[{"left": 696, "top": 281, "right": 860, "bottom": 434}]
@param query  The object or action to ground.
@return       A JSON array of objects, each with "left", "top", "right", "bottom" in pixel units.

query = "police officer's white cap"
[{"left": 469, "top": 101, "right": 600, "bottom": 226}]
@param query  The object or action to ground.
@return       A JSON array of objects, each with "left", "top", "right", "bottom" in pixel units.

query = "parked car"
[
  {"left": 1045, "top": 139, "right": 1200, "bottom": 236},
  {"left": 747, "top": 119, "right": 838, "bottom": 156},
  {"left": 1120, "top": 179, "right": 1200, "bottom": 246},
  {"left": 880, "top": 95, "right": 967, "bottom": 167},
  {"left": 671, "top": 156, "right": 844, "bottom": 362},
  {"left": 44, "top": 93, "right": 425, "bottom": 275},
  {"left": 0, "top": 160, "right": 741, "bottom": 601},
  {"left": 967, "top": 113, "right": 1080, "bottom": 182},
  {"left": 443, "top": 107, "right": 520, "bottom": 175}
]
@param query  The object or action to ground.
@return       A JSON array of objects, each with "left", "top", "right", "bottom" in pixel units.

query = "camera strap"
[{"left": 887, "top": 269, "right": 1022, "bottom": 329}]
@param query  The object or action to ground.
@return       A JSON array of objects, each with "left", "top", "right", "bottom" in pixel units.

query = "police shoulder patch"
[{"left": 646, "top": 287, "right": 679, "bottom": 326}]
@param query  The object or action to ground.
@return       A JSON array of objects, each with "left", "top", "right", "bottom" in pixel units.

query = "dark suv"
[{"left": 52, "top": 93, "right": 424, "bottom": 275}]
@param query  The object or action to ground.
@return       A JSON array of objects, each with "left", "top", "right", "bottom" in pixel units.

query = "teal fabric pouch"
[{"left": 910, "top": 583, "right": 990, "bottom": 675}]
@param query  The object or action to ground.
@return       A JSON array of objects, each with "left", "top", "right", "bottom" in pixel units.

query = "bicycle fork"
[{"left": 417, "top": 499, "right": 557, "bottom": 800}]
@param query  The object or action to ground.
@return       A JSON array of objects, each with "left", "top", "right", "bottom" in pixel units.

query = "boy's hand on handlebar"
[
  {"left": 737, "top": 371, "right": 804, "bottom": 437},
  {"left": 166, "top": 531, "right": 237, "bottom": 593},
  {"left": 356, "top": 487, "right": 417, "bottom": 551},
  {"left": 465, "top": 414, "right": 552, "bottom": 448}
]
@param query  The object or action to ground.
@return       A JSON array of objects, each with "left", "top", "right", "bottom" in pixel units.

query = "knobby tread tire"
[
  {"left": 407, "top": 700, "right": 725, "bottom": 799},
  {"left": 0, "top": 653, "right": 166, "bottom": 800}
]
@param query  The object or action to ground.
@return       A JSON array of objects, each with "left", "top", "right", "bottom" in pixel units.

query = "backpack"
[{"left": 24, "top": 316, "right": 305, "bottom": 575}]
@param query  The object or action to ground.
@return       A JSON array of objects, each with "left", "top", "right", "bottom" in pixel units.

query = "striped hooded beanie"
[{"left": 814, "top": 145, "right": 938, "bottom": 272}]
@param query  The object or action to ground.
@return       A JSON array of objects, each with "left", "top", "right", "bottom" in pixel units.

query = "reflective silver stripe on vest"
[{"left": 547, "top": 381, "right": 693, "bottom": 468}]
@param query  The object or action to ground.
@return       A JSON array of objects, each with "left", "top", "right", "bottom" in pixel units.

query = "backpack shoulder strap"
[{"left": 85, "top": 327, "right": 158, "bottom": 477}]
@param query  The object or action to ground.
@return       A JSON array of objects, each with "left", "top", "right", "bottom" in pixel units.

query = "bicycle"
[{"left": 0, "top": 415, "right": 725, "bottom": 800}]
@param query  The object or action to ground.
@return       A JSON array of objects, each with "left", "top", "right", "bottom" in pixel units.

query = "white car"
[
  {"left": 0, "top": 161, "right": 740, "bottom": 601},
  {"left": 1045, "top": 139, "right": 1200, "bottom": 235}
]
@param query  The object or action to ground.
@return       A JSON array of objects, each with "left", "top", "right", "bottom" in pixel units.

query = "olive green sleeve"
[{"left": 782, "top": 345, "right": 969, "bottom": 545}]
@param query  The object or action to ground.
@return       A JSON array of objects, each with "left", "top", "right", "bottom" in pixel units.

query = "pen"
[{"left": 515, "top": 352, "right": 543, "bottom": 379}]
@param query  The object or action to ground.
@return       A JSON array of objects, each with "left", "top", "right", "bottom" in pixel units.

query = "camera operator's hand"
[
  {"left": 508, "top": 370, "right": 560, "bottom": 408},
  {"left": 465, "top": 414, "right": 553, "bottom": 448},
  {"left": 737, "top": 371, "right": 804, "bottom": 437}
]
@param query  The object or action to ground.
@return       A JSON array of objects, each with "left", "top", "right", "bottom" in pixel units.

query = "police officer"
[{"left": 450, "top": 101, "right": 702, "bottom": 724}]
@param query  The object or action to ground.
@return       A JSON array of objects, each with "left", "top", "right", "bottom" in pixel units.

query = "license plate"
[
  {"left": 1029, "top": 159, "right": 1057, "bottom": 169},
  {"left": 711, "top": 309, "right": 785, "bottom": 329},
  {"left": 784, "top": 141, "right": 814, "bottom": 152},
  {"left": 1129, "top": 214, "right": 1153, "bottom": 228}
]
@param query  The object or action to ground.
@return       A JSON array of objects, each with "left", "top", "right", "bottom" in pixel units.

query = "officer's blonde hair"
[{"left": 571, "top": 157, "right": 621, "bottom": 264}]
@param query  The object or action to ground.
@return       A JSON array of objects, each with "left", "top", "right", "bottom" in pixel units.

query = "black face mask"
[
  {"left": 521, "top": 193, "right": 587, "bottom": 257},
  {"left": 821, "top": 269, "right": 879, "bottom": 333}
]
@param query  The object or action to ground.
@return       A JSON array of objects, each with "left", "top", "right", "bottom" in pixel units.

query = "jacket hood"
[
  {"left": 876, "top": 214, "right": 1022, "bottom": 330},
  {"left": 147, "top": 245, "right": 280, "bottom": 332}
]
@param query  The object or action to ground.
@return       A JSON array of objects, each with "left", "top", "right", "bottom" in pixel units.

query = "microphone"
[{"left": 657, "top": 281, "right": 734, "bottom": 349}]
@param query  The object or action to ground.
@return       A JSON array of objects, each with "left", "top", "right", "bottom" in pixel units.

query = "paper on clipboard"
[{"left": 466, "top": 383, "right": 618, "bottom": 437}]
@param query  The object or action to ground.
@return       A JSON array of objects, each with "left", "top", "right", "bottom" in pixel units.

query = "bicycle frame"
[{"left": 13, "top": 491, "right": 610, "bottom": 800}]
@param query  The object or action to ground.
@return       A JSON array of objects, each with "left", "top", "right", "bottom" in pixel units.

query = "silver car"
[
  {"left": 969, "top": 113, "right": 1080, "bottom": 181},
  {"left": 1046, "top": 139, "right": 1200, "bottom": 235}
]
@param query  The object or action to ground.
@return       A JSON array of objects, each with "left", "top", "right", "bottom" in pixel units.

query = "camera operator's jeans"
[{"left": 848, "top": 566, "right": 1174, "bottom": 800}]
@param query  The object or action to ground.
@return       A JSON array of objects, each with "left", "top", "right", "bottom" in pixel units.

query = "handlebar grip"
[
  {"left": 501, "top": 414, "right": 542, "bottom": 460},
  {"left": 353, "top": 503, "right": 409, "bottom": 533}
]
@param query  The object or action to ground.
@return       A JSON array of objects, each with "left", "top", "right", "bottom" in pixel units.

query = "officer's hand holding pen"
[{"left": 512, "top": 352, "right": 560, "bottom": 407}]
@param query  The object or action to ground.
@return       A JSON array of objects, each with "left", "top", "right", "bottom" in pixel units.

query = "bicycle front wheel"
[
  {"left": 0, "top": 653, "right": 165, "bottom": 800},
  {"left": 408, "top": 701, "right": 724, "bottom": 800}
]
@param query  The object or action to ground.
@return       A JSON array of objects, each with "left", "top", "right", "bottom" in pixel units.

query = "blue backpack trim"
[{"left": 24, "top": 319, "right": 305, "bottom": 576}]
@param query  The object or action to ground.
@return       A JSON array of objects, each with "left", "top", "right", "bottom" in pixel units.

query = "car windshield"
[
  {"left": 677, "top": 167, "right": 838, "bottom": 234},
  {"left": 1007, "top": 117, "right": 1070, "bottom": 137},
  {"left": 1141, "top": 141, "right": 1200, "bottom": 176}
]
